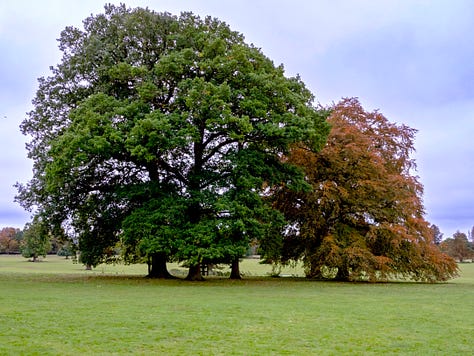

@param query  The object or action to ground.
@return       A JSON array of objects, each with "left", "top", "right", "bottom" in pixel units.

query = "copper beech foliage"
[{"left": 275, "top": 98, "right": 458, "bottom": 282}]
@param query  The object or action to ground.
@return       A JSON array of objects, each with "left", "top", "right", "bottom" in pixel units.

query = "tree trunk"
[
  {"left": 306, "top": 264, "right": 321, "bottom": 279},
  {"left": 186, "top": 263, "right": 205, "bottom": 281},
  {"left": 230, "top": 258, "right": 241, "bottom": 279},
  {"left": 85, "top": 264, "right": 92, "bottom": 270},
  {"left": 335, "top": 266, "right": 350, "bottom": 281},
  {"left": 147, "top": 252, "right": 174, "bottom": 279}
]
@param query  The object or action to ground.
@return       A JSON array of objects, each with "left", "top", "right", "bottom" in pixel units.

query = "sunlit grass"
[{"left": 1, "top": 255, "right": 473, "bottom": 355}]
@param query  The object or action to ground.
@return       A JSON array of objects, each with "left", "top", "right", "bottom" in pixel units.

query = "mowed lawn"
[{"left": 1, "top": 255, "right": 473, "bottom": 355}]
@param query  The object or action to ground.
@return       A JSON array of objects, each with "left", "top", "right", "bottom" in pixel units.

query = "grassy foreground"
[{"left": 1, "top": 256, "right": 473, "bottom": 355}]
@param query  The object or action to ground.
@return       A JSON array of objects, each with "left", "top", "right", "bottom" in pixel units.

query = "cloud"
[
  {"left": 0, "top": 208, "right": 30, "bottom": 228},
  {"left": 301, "top": 2, "right": 474, "bottom": 107}
]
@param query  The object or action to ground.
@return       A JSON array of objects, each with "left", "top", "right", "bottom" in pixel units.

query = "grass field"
[{"left": 1, "top": 255, "right": 473, "bottom": 355}]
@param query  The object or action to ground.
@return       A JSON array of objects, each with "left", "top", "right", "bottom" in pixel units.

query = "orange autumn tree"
[{"left": 274, "top": 98, "right": 458, "bottom": 282}]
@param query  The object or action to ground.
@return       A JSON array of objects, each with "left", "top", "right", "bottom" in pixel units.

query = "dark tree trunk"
[
  {"left": 335, "top": 266, "right": 350, "bottom": 281},
  {"left": 306, "top": 264, "right": 322, "bottom": 279},
  {"left": 230, "top": 258, "right": 241, "bottom": 279},
  {"left": 186, "top": 263, "right": 205, "bottom": 281},
  {"left": 85, "top": 264, "right": 92, "bottom": 270},
  {"left": 147, "top": 252, "right": 174, "bottom": 279}
]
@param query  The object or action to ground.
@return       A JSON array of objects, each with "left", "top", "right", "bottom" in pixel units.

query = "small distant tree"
[
  {"left": 57, "top": 240, "right": 74, "bottom": 259},
  {"left": 430, "top": 224, "right": 443, "bottom": 245},
  {"left": 21, "top": 217, "right": 51, "bottom": 262},
  {"left": 469, "top": 226, "right": 474, "bottom": 246}
]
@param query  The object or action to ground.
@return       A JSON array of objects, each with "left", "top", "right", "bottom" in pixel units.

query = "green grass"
[
  {"left": 1, "top": 255, "right": 473, "bottom": 355},
  {"left": 0, "top": 255, "right": 303, "bottom": 277}
]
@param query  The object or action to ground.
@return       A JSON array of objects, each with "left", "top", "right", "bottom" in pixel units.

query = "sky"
[{"left": 1, "top": 0, "right": 473, "bottom": 238}]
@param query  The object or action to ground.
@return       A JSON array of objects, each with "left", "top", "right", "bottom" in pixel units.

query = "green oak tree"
[{"left": 16, "top": 4, "right": 329, "bottom": 280}]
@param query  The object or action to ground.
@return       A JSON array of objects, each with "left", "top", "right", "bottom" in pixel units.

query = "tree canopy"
[
  {"left": 271, "top": 98, "right": 458, "bottom": 282},
  {"left": 21, "top": 216, "right": 51, "bottom": 262},
  {"left": 16, "top": 4, "right": 329, "bottom": 280}
]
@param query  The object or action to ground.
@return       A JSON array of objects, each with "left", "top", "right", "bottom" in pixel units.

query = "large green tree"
[
  {"left": 16, "top": 5, "right": 329, "bottom": 280},
  {"left": 272, "top": 98, "right": 458, "bottom": 282}
]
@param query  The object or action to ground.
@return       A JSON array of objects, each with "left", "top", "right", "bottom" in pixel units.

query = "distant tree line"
[
  {"left": 0, "top": 224, "right": 73, "bottom": 261},
  {"left": 437, "top": 226, "right": 474, "bottom": 262}
]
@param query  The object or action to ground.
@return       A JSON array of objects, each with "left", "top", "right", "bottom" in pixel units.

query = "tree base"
[
  {"left": 229, "top": 259, "right": 242, "bottom": 279},
  {"left": 186, "top": 264, "right": 205, "bottom": 281},
  {"left": 147, "top": 253, "right": 175, "bottom": 279},
  {"left": 335, "top": 267, "right": 350, "bottom": 281}
]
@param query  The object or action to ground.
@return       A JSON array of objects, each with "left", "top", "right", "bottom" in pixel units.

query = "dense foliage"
[
  {"left": 16, "top": 5, "right": 329, "bottom": 279},
  {"left": 20, "top": 216, "right": 51, "bottom": 262},
  {"left": 272, "top": 98, "right": 458, "bottom": 282},
  {"left": 0, "top": 227, "right": 22, "bottom": 254},
  {"left": 15, "top": 4, "right": 460, "bottom": 282}
]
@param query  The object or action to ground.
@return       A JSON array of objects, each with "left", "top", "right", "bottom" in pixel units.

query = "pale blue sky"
[{"left": 1, "top": 0, "right": 473, "bottom": 238}]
